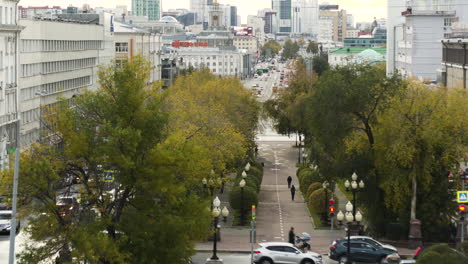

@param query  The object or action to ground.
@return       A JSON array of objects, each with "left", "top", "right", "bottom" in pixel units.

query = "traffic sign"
[
  {"left": 252, "top": 205, "right": 256, "bottom": 220},
  {"left": 104, "top": 170, "right": 115, "bottom": 182},
  {"left": 457, "top": 191, "right": 468, "bottom": 203}
]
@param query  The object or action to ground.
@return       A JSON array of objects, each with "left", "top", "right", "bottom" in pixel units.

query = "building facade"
[
  {"left": 18, "top": 5, "right": 63, "bottom": 19},
  {"left": 272, "top": 0, "right": 292, "bottom": 34},
  {"left": 132, "top": 0, "right": 160, "bottom": 20},
  {"left": 233, "top": 36, "right": 258, "bottom": 54},
  {"left": 344, "top": 27, "right": 386, "bottom": 47},
  {"left": 440, "top": 38, "right": 468, "bottom": 88},
  {"left": 0, "top": 0, "right": 22, "bottom": 169},
  {"left": 328, "top": 47, "right": 386, "bottom": 66},
  {"left": 18, "top": 19, "right": 106, "bottom": 146},
  {"left": 319, "top": 9, "right": 347, "bottom": 42}
]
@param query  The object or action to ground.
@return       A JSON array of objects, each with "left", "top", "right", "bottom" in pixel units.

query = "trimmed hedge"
[
  {"left": 416, "top": 243, "right": 468, "bottom": 264},
  {"left": 307, "top": 188, "right": 336, "bottom": 213},
  {"left": 299, "top": 169, "right": 322, "bottom": 194},
  {"left": 306, "top": 182, "right": 322, "bottom": 198},
  {"left": 229, "top": 185, "right": 258, "bottom": 213}
]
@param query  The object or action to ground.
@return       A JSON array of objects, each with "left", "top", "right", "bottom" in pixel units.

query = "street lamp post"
[
  {"left": 202, "top": 178, "right": 207, "bottom": 197},
  {"left": 240, "top": 178, "right": 246, "bottom": 226},
  {"left": 344, "top": 172, "right": 365, "bottom": 222},
  {"left": 322, "top": 181, "right": 329, "bottom": 218},
  {"left": 221, "top": 206, "right": 229, "bottom": 222},
  {"left": 302, "top": 152, "right": 308, "bottom": 165},
  {"left": 210, "top": 202, "right": 221, "bottom": 260},
  {"left": 337, "top": 207, "right": 363, "bottom": 264}
]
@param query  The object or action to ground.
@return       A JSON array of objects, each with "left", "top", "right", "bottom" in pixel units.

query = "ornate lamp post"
[
  {"left": 239, "top": 179, "right": 246, "bottom": 226},
  {"left": 208, "top": 178, "right": 215, "bottom": 197},
  {"left": 302, "top": 152, "right": 308, "bottom": 165},
  {"left": 221, "top": 206, "right": 229, "bottom": 222},
  {"left": 209, "top": 196, "right": 221, "bottom": 261},
  {"left": 202, "top": 178, "right": 207, "bottom": 197},
  {"left": 322, "top": 181, "right": 329, "bottom": 218},
  {"left": 245, "top": 162, "right": 251, "bottom": 172},
  {"left": 344, "top": 172, "right": 364, "bottom": 222},
  {"left": 337, "top": 206, "right": 363, "bottom": 264}
]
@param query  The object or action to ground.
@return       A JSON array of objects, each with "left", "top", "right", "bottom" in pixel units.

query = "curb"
[{"left": 195, "top": 249, "right": 252, "bottom": 254}]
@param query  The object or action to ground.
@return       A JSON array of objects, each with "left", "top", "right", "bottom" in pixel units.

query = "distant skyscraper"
[
  {"left": 230, "top": 6, "right": 237, "bottom": 26},
  {"left": 132, "top": 0, "right": 160, "bottom": 20},
  {"left": 272, "top": 0, "right": 292, "bottom": 33}
]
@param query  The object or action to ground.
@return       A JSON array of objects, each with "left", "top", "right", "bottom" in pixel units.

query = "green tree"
[
  {"left": 264, "top": 60, "right": 316, "bottom": 135},
  {"left": 303, "top": 64, "right": 405, "bottom": 234},
  {"left": 261, "top": 40, "right": 281, "bottom": 58},
  {"left": 3, "top": 57, "right": 212, "bottom": 264},
  {"left": 312, "top": 55, "right": 329, "bottom": 76},
  {"left": 281, "top": 39, "right": 300, "bottom": 60},
  {"left": 374, "top": 81, "right": 468, "bottom": 240},
  {"left": 306, "top": 41, "right": 319, "bottom": 54}
]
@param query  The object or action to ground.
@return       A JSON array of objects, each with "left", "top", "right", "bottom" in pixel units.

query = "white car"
[
  {"left": 253, "top": 242, "right": 322, "bottom": 264},
  {"left": 0, "top": 210, "right": 20, "bottom": 234},
  {"left": 349, "top": 236, "right": 398, "bottom": 253}
]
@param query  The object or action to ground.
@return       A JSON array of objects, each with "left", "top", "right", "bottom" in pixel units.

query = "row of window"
[
  {"left": 21, "top": 40, "right": 102, "bottom": 52},
  {"left": 21, "top": 57, "right": 97, "bottom": 77},
  {"left": 21, "top": 108, "right": 40, "bottom": 125},
  {"left": 115, "top": 42, "right": 129, "bottom": 53},
  {"left": 0, "top": 6, "right": 15, "bottom": 25},
  {"left": 21, "top": 76, "right": 91, "bottom": 100}
]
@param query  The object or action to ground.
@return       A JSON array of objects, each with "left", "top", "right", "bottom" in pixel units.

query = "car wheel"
[
  {"left": 301, "top": 259, "right": 314, "bottom": 264},
  {"left": 260, "top": 258, "right": 273, "bottom": 264},
  {"left": 338, "top": 255, "right": 348, "bottom": 264},
  {"left": 379, "top": 256, "right": 387, "bottom": 264}
]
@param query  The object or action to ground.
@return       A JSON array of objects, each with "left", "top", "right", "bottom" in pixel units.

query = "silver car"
[
  {"left": 253, "top": 242, "right": 322, "bottom": 264},
  {"left": 0, "top": 210, "right": 20, "bottom": 234}
]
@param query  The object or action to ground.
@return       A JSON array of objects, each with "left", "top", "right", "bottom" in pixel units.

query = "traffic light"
[
  {"left": 329, "top": 199, "right": 335, "bottom": 217},
  {"left": 459, "top": 204, "right": 467, "bottom": 214}
]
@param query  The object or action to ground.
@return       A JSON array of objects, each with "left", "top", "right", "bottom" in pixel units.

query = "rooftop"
[{"left": 329, "top": 47, "right": 386, "bottom": 54}]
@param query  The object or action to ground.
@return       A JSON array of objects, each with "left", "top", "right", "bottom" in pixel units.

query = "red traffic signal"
[
  {"left": 329, "top": 199, "right": 335, "bottom": 206},
  {"left": 329, "top": 206, "right": 336, "bottom": 215},
  {"left": 459, "top": 204, "right": 467, "bottom": 212}
]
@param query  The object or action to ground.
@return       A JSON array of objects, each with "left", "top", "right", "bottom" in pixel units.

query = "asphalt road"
[{"left": 191, "top": 252, "right": 337, "bottom": 264}]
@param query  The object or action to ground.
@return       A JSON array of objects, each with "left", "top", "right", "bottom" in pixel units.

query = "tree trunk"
[{"left": 410, "top": 173, "right": 417, "bottom": 220}]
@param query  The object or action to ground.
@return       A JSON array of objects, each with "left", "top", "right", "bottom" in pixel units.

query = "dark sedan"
[{"left": 329, "top": 239, "right": 396, "bottom": 264}]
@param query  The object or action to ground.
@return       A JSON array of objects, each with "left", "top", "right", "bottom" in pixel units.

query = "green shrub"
[
  {"left": 306, "top": 182, "right": 322, "bottom": 199},
  {"left": 249, "top": 166, "right": 263, "bottom": 183},
  {"left": 296, "top": 167, "right": 309, "bottom": 177},
  {"left": 457, "top": 241, "right": 468, "bottom": 254},
  {"left": 299, "top": 169, "right": 322, "bottom": 194},
  {"left": 297, "top": 168, "right": 313, "bottom": 181},
  {"left": 307, "top": 188, "right": 338, "bottom": 212},
  {"left": 229, "top": 185, "right": 258, "bottom": 213},
  {"left": 417, "top": 243, "right": 468, "bottom": 264}
]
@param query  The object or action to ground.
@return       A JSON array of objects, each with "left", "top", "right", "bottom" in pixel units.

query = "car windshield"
[
  {"left": 361, "top": 239, "right": 382, "bottom": 249},
  {"left": 57, "top": 198, "right": 73, "bottom": 205},
  {"left": 0, "top": 213, "right": 11, "bottom": 220}
]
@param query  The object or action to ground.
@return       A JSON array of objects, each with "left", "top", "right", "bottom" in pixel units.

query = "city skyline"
[{"left": 18, "top": 0, "right": 387, "bottom": 23}]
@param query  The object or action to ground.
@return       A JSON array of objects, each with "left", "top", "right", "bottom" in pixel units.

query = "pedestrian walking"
[
  {"left": 287, "top": 176, "right": 292, "bottom": 188},
  {"left": 288, "top": 227, "right": 295, "bottom": 244},
  {"left": 290, "top": 185, "right": 296, "bottom": 201}
]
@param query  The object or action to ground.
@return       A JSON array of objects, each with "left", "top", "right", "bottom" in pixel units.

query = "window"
[
  {"left": 282, "top": 246, "right": 298, "bottom": 253},
  {"left": 115, "top": 42, "right": 129, "bottom": 52},
  {"left": 266, "top": 246, "right": 283, "bottom": 252}
]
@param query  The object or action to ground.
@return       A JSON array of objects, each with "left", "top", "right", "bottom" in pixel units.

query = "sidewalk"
[{"left": 194, "top": 140, "right": 415, "bottom": 257}]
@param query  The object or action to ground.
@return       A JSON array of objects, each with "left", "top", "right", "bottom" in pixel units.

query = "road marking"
[{"left": 274, "top": 150, "right": 285, "bottom": 242}]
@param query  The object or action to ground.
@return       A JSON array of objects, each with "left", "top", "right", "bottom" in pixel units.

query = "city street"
[{"left": 191, "top": 252, "right": 337, "bottom": 264}]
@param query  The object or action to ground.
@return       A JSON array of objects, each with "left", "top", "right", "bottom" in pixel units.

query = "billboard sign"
[{"left": 233, "top": 26, "right": 253, "bottom": 36}]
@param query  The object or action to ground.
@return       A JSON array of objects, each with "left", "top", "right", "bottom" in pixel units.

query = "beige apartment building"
[{"left": 319, "top": 9, "right": 347, "bottom": 42}]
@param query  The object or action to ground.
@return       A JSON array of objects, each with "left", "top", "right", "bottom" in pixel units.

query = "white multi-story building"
[
  {"left": 170, "top": 46, "right": 244, "bottom": 77},
  {"left": 18, "top": 18, "right": 107, "bottom": 146},
  {"left": 0, "top": 0, "right": 22, "bottom": 169},
  {"left": 247, "top": 15, "right": 265, "bottom": 44},
  {"left": 387, "top": 0, "right": 468, "bottom": 76},
  {"left": 318, "top": 17, "right": 333, "bottom": 42},
  {"left": 233, "top": 36, "right": 258, "bottom": 54},
  {"left": 113, "top": 20, "right": 161, "bottom": 83},
  {"left": 346, "top": 29, "right": 359, "bottom": 38}
]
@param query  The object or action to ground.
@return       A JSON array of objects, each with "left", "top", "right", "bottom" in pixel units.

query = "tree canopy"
[
  {"left": 281, "top": 39, "right": 300, "bottom": 61},
  {"left": 261, "top": 40, "right": 281, "bottom": 58},
  {"left": 0, "top": 58, "right": 260, "bottom": 263}
]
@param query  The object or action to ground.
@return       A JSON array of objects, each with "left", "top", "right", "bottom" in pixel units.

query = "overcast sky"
[{"left": 18, "top": 0, "right": 387, "bottom": 23}]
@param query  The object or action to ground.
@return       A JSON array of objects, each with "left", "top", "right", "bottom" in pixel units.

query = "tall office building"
[
  {"left": 132, "top": 0, "right": 161, "bottom": 20},
  {"left": 272, "top": 0, "right": 292, "bottom": 34},
  {"left": 230, "top": 6, "right": 237, "bottom": 26}
]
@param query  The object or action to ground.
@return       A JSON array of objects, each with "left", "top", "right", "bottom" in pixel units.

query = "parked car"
[
  {"left": 56, "top": 196, "right": 79, "bottom": 217},
  {"left": 349, "top": 236, "right": 398, "bottom": 252},
  {"left": 253, "top": 241, "right": 322, "bottom": 264},
  {"left": 329, "top": 239, "right": 396, "bottom": 264},
  {"left": 0, "top": 210, "right": 20, "bottom": 234}
]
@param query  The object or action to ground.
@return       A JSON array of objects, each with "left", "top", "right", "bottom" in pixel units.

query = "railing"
[{"left": 0, "top": 112, "right": 18, "bottom": 126}]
